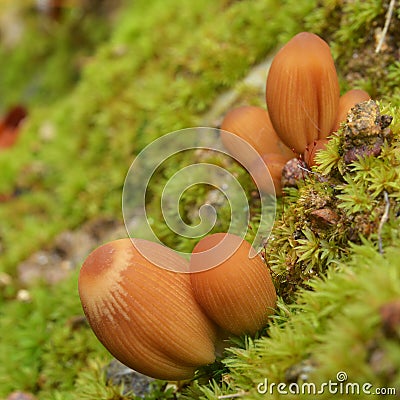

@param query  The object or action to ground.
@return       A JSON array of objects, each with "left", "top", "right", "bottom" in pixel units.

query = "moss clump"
[
  {"left": 201, "top": 243, "right": 400, "bottom": 399},
  {"left": 0, "top": 271, "right": 108, "bottom": 397},
  {"left": 305, "top": 0, "right": 400, "bottom": 104},
  {"left": 266, "top": 101, "right": 400, "bottom": 300}
]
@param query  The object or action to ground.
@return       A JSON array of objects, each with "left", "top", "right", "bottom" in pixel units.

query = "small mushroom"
[
  {"left": 266, "top": 32, "right": 340, "bottom": 153},
  {"left": 250, "top": 152, "right": 291, "bottom": 196},
  {"left": 220, "top": 105, "right": 295, "bottom": 166},
  {"left": 190, "top": 233, "right": 277, "bottom": 336},
  {"left": 78, "top": 238, "right": 217, "bottom": 380}
]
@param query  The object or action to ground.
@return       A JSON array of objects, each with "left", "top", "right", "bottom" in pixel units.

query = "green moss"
[
  {"left": 0, "top": 271, "right": 109, "bottom": 397},
  {"left": 209, "top": 243, "right": 400, "bottom": 399},
  {"left": 264, "top": 101, "right": 399, "bottom": 300},
  {"left": 0, "top": 3, "right": 113, "bottom": 108},
  {"left": 144, "top": 149, "right": 259, "bottom": 254},
  {"left": 306, "top": 0, "right": 400, "bottom": 101}
]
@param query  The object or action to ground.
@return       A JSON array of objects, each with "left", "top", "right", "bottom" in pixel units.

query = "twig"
[
  {"left": 378, "top": 191, "right": 390, "bottom": 254},
  {"left": 298, "top": 163, "right": 318, "bottom": 175},
  {"left": 298, "top": 163, "right": 326, "bottom": 181},
  {"left": 376, "top": 0, "right": 396, "bottom": 53}
]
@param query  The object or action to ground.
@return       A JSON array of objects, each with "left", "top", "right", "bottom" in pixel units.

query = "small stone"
[
  {"left": 0, "top": 272, "right": 12, "bottom": 286},
  {"left": 342, "top": 100, "right": 393, "bottom": 165},
  {"left": 16, "top": 289, "right": 31, "bottom": 302},
  {"left": 281, "top": 158, "right": 309, "bottom": 188},
  {"left": 7, "top": 391, "right": 37, "bottom": 400},
  {"left": 343, "top": 136, "right": 384, "bottom": 164},
  {"left": 285, "top": 359, "right": 317, "bottom": 383},
  {"left": 379, "top": 114, "right": 393, "bottom": 129},
  {"left": 105, "top": 359, "right": 154, "bottom": 397},
  {"left": 309, "top": 208, "right": 340, "bottom": 229},
  {"left": 345, "top": 100, "right": 381, "bottom": 138}
]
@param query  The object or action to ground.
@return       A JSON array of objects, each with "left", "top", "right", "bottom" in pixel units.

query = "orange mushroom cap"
[
  {"left": 220, "top": 105, "right": 295, "bottom": 166},
  {"left": 190, "top": 233, "right": 277, "bottom": 336},
  {"left": 79, "top": 238, "right": 217, "bottom": 380},
  {"left": 266, "top": 32, "right": 340, "bottom": 153}
]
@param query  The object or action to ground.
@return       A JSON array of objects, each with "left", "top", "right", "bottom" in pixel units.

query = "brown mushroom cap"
[
  {"left": 250, "top": 152, "right": 292, "bottom": 196},
  {"left": 190, "top": 233, "right": 277, "bottom": 336},
  {"left": 266, "top": 32, "right": 340, "bottom": 153},
  {"left": 78, "top": 238, "right": 217, "bottom": 380},
  {"left": 220, "top": 106, "right": 295, "bottom": 167}
]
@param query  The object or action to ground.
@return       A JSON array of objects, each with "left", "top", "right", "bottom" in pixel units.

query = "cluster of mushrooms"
[
  {"left": 79, "top": 234, "right": 276, "bottom": 380},
  {"left": 221, "top": 32, "right": 370, "bottom": 195},
  {"left": 78, "top": 32, "right": 370, "bottom": 382}
]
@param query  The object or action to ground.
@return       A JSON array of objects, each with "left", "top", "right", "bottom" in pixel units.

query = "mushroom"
[
  {"left": 190, "top": 233, "right": 277, "bottom": 336},
  {"left": 78, "top": 238, "right": 217, "bottom": 381},
  {"left": 266, "top": 32, "right": 340, "bottom": 154},
  {"left": 220, "top": 105, "right": 295, "bottom": 167},
  {"left": 249, "top": 152, "right": 290, "bottom": 195}
]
